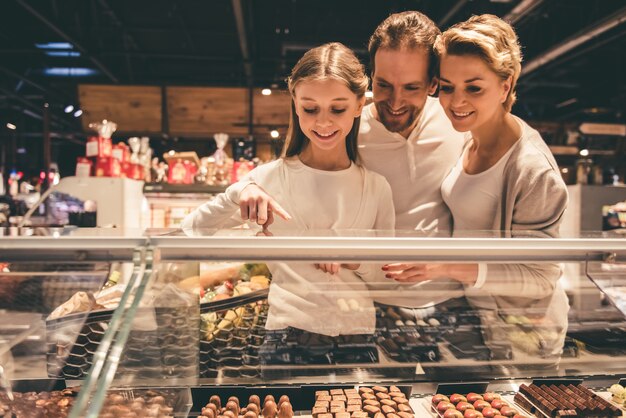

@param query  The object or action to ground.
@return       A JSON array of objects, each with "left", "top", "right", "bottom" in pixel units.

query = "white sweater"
[
  {"left": 182, "top": 157, "right": 395, "bottom": 336},
  {"left": 358, "top": 97, "right": 465, "bottom": 233}
]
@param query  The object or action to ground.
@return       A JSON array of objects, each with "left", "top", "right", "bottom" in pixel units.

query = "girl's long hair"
[{"left": 283, "top": 42, "right": 369, "bottom": 163}]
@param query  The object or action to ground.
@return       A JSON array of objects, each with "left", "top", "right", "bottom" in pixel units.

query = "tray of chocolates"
[
  {"left": 431, "top": 382, "right": 529, "bottom": 418},
  {"left": 0, "top": 381, "right": 190, "bottom": 418},
  {"left": 191, "top": 385, "right": 322, "bottom": 416},
  {"left": 313, "top": 385, "right": 414, "bottom": 418},
  {"left": 197, "top": 393, "right": 295, "bottom": 418},
  {"left": 258, "top": 329, "right": 378, "bottom": 370},
  {"left": 514, "top": 382, "right": 622, "bottom": 417}
]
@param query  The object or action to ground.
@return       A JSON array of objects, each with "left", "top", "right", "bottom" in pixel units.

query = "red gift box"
[
  {"left": 111, "top": 143, "right": 129, "bottom": 162},
  {"left": 168, "top": 159, "right": 188, "bottom": 184},
  {"left": 86, "top": 136, "right": 112, "bottom": 158},
  {"left": 129, "top": 163, "right": 144, "bottom": 180},
  {"left": 231, "top": 160, "right": 254, "bottom": 183},
  {"left": 75, "top": 157, "right": 93, "bottom": 177},
  {"left": 94, "top": 157, "right": 121, "bottom": 177}
]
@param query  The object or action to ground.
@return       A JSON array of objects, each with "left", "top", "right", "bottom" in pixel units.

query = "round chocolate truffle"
[{"left": 263, "top": 400, "right": 277, "bottom": 418}]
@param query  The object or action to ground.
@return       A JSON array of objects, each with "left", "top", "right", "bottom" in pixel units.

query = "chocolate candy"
[
  {"left": 278, "top": 401, "right": 294, "bottom": 418},
  {"left": 450, "top": 394, "right": 467, "bottom": 405},
  {"left": 210, "top": 395, "right": 222, "bottom": 410},
  {"left": 263, "top": 400, "right": 278, "bottom": 418},
  {"left": 380, "top": 399, "right": 396, "bottom": 409},
  {"left": 382, "top": 405, "right": 395, "bottom": 414},
  {"left": 397, "top": 404, "right": 413, "bottom": 413},
  {"left": 244, "top": 411, "right": 258, "bottom": 418},
  {"left": 432, "top": 395, "right": 450, "bottom": 406},
  {"left": 249, "top": 395, "right": 261, "bottom": 409},
  {"left": 363, "top": 405, "right": 381, "bottom": 417},
  {"left": 225, "top": 400, "right": 239, "bottom": 416}
]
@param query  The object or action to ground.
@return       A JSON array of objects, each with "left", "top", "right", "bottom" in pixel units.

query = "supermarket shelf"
[{"left": 143, "top": 183, "right": 227, "bottom": 195}]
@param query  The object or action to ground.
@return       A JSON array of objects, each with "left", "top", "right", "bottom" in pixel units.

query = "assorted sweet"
[
  {"left": 313, "top": 386, "right": 414, "bottom": 418},
  {"left": 514, "top": 383, "right": 621, "bottom": 417},
  {"left": 608, "top": 384, "right": 626, "bottom": 407},
  {"left": 432, "top": 392, "right": 528, "bottom": 418},
  {"left": 0, "top": 388, "right": 176, "bottom": 418},
  {"left": 199, "top": 394, "right": 294, "bottom": 418}
]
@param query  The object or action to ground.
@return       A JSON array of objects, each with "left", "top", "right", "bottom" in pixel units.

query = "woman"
[{"left": 384, "top": 15, "right": 568, "bottom": 297}]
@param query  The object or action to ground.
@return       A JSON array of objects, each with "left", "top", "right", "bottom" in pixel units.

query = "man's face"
[{"left": 372, "top": 47, "right": 437, "bottom": 138}]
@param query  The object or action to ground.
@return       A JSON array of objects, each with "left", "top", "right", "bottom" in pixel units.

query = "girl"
[
  {"left": 182, "top": 42, "right": 395, "bottom": 336},
  {"left": 384, "top": 15, "right": 568, "bottom": 298}
]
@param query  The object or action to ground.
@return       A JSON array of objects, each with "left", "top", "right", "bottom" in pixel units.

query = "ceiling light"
[
  {"left": 35, "top": 42, "right": 73, "bottom": 50},
  {"left": 365, "top": 91, "right": 374, "bottom": 99},
  {"left": 270, "top": 130, "right": 280, "bottom": 138},
  {"left": 579, "top": 149, "right": 589, "bottom": 157},
  {"left": 6, "top": 123, "right": 16, "bottom": 130},
  {"left": 45, "top": 51, "right": 81, "bottom": 57},
  {"left": 168, "top": 150, "right": 176, "bottom": 156},
  {"left": 44, "top": 67, "right": 98, "bottom": 77},
  {"left": 73, "top": 109, "right": 83, "bottom": 117},
  {"left": 262, "top": 88, "right": 272, "bottom": 96},
  {"left": 555, "top": 98, "right": 578, "bottom": 109},
  {"left": 64, "top": 105, "right": 74, "bottom": 113}
]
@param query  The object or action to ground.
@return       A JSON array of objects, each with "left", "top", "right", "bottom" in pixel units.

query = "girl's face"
[
  {"left": 294, "top": 78, "right": 364, "bottom": 155},
  {"left": 438, "top": 54, "right": 511, "bottom": 133}
]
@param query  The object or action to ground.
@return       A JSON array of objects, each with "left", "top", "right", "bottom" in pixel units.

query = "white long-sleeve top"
[
  {"left": 182, "top": 157, "right": 395, "bottom": 336},
  {"left": 358, "top": 97, "right": 465, "bottom": 233}
]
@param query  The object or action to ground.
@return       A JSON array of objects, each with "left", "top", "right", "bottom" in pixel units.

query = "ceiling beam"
[
  {"left": 521, "top": 5, "right": 626, "bottom": 77},
  {"left": 503, "top": 0, "right": 544, "bottom": 25},
  {"left": 0, "top": 64, "right": 72, "bottom": 102},
  {"left": 173, "top": 1, "right": 196, "bottom": 52},
  {"left": 16, "top": 0, "right": 119, "bottom": 83},
  {"left": 231, "top": 0, "right": 253, "bottom": 86},
  {"left": 438, "top": 0, "right": 468, "bottom": 27}
]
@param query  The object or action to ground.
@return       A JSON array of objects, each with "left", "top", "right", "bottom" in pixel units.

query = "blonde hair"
[
  {"left": 434, "top": 14, "right": 522, "bottom": 112},
  {"left": 283, "top": 42, "right": 369, "bottom": 162},
  {"left": 368, "top": 11, "right": 440, "bottom": 80}
]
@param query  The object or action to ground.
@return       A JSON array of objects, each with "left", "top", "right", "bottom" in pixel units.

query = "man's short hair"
[{"left": 368, "top": 11, "right": 441, "bottom": 79}]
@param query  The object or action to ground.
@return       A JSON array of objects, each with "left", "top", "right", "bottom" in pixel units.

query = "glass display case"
[{"left": 1, "top": 227, "right": 626, "bottom": 417}]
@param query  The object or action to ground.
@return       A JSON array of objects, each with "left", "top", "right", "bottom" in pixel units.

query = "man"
[
  {"left": 236, "top": 11, "right": 464, "bottom": 233},
  {"left": 359, "top": 11, "right": 464, "bottom": 232}
]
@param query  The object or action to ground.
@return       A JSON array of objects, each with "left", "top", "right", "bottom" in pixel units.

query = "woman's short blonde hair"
[{"left": 434, "top": 14, "right": 522, "bottom": 112}]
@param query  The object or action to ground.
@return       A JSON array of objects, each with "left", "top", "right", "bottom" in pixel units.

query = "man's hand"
[
  {"left": 239, "top": 184, "right": 291, "bottom": 227},
  {"left": 315, "top": 263, "right": 361, "bottom": 275},
  {"left": 382, "top": 263, "right": 478, "bottom": 285}
]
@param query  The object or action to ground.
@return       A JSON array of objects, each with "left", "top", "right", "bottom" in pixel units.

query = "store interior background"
[{"left": 0, "top": 0, "right": 625, "bottom": 230}]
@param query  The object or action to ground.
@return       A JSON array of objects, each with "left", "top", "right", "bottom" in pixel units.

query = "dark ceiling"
[{"left": 1, "top": 0, "right": 625, "bottom": 138}]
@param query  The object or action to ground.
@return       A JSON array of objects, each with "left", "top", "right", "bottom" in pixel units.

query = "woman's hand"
[
  {"left": 240, "top": 184, "right": 291, "bottom": 227},
  {"left": 315, "top": 263, "right": 360, "bottom": 275},
  {"left": 382, "top": 263, "right": 478, "bottom": 285}
]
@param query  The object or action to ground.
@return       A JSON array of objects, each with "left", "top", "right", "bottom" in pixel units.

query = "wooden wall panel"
[
  {"left": 252, "top": 89, "right": 291, "bottom": 137},
  {"left": 167, "top": 87, "right": 248, "bottom": 136},
  {"left": 78, "top": 85, "right": 162, "bottom": 133}
]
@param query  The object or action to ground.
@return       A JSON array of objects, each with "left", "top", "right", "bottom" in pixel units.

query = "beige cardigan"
[{"left": 463, "top": 116, "right": 569, "bottom": 299}]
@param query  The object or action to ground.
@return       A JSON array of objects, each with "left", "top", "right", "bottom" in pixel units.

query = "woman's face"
[
  {"left": 294, "top": 78, "right": 364, "bottom": 155},
  {"left": 438, "top": 54, "right": 511, "bottom": 133}
]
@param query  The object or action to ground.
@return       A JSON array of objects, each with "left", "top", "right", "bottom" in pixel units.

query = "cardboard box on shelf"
[
  {"left": 94, "top": 157, "right": 121, "bottom": 177},
  {"left": 86, "top": 136, "right": 112, "bottom": 158}
]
